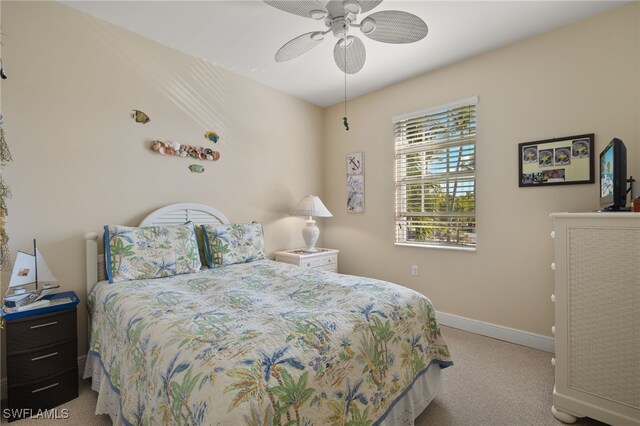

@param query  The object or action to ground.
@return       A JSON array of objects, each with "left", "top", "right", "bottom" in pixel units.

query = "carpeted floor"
[
  {"left": 415, "top": 327, "right": 605, "bottom": 426},
  {"left": 4, "top": 326, "right": 608, "bottom": 426}
]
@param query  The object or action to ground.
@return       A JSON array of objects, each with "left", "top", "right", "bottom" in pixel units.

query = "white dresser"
[
  {"left": 274, "top": 248, "right": 339, "bottom": 273},
  {"left": 550, "top": 212, "right": 640, "bottom": 425}
]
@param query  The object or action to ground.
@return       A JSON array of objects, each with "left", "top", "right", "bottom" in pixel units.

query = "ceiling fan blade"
[
  {"left": 358, "top": 0, "right": 383, "bottom": 13},
  {"left": 360, "top": 10, "right": 428, "bottom": 44},
  {"left": 264, "top": 0, "right": 328, "bottom": 20},
  {"left": 334, "top": 36, "right": 366, "bottom": 74},
  {"left": 276, "top": 32, "right": 325, "bottom": 62}
]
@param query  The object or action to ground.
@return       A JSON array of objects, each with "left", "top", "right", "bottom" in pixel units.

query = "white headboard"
[{"left": 84, "top": 203, "right": 229, "bottom": 296}]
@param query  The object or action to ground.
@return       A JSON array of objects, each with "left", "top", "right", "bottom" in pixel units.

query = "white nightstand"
[{"left": 274, "top": 248, "right": 339, "bottom": 273}]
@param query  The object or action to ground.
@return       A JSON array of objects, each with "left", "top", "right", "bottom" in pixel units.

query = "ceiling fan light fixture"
[
  {"left": 338, "top": 37, "right": 354, "bottom": 48},
  {"left": 309, "top": 9, "right": 327, "bottom": 20},
  {"left": 360, "top": 17, "right": 376, "bottom": 34},
  {"left": 332, "top": 19, "right": 350, "bottom": 38},
  {"left": 343, "top": 0, "right": 362, "bottom": 14},
  {"left": 265, "top": 0, "right": 426, "bottom": 75}
]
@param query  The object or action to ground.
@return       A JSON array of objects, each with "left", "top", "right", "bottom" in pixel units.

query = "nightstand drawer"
[
  {"left": 7, "top": 368, "right": 79, "bottom": 419},
  {"left": 274, "top": 248, "right": 339, "bottom": 273},
  {"left": 8, "top": 339, "right": 77, "bottom": 384},
  {"left": 318, "top": 264, "right": 338, "bottom": 272},
  {"left": 301, "top": 254, "right": 337, "bottom": 268},
  {"left": 6, "top": 309, "right": 77, "bottom": 352}
]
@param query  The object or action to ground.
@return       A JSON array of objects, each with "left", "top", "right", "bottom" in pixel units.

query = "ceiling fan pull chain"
[{"left": 343, "top": 34, "right": 349, "bottom": 131}]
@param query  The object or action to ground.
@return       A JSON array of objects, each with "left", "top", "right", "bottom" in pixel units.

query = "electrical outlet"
[{"left": 411, "top": 265, "right": 419, "bottom": 276}]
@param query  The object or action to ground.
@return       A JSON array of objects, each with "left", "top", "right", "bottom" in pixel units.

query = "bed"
[{"left": 83, "top": 203, "right": 453, "bottom": 425}]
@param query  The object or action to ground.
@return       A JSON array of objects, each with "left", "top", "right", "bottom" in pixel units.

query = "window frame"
[{"left": 393, "top": 96, "right": 478, "bottom": 251}]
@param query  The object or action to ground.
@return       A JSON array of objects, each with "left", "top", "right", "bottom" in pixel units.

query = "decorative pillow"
[
  {"left": 104, "top": 222, "right": 201, "bottom": 283},
  {"left": 201, "top": 223, "right": 265, "bottom": 268}
]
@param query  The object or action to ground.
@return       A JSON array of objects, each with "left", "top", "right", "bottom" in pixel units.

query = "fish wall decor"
[
  {"left": 131, "top": 109, "right": 151, "bottom": 124},
  {"left": 188, "top": 164, "right": 205, "bottom": 173},
  {"left": 204, "top": 131, "right": 219, "bottom": 143}
]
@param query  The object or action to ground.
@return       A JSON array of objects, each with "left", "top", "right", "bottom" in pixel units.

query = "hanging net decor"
[
  {"left": 0, "top": 125, "right": 12, "bottom": 270},
  {"left": 0, "top": 127, "right": 12, "bottom": 165}
]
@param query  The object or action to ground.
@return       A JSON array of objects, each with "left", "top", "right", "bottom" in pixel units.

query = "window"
[{"left": 394, "top": 97, "right": 477, "bottom": 250}]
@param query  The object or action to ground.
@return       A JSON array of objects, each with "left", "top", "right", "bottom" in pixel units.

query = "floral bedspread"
[{"left": 87, "top": 260, "right": 452, "bottom": 425}]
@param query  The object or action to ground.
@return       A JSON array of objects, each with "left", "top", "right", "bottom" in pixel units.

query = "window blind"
[{"left": 394, "top": 98, "right": 477, "bottom": 249}]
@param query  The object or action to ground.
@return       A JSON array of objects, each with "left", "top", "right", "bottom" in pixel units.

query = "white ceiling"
[{"left": 61, "top": 0, "right": 628, "bottom": 108}]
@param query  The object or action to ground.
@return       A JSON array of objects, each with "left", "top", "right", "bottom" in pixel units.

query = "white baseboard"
[
  {"left": 1, "top": 355, "right": 87, "bottom": 399},
  {"left": 78, "top": 354, "right": 87, "bottom": 375},
  {"left": 436, "top": 310, "right": 555, "bottom": 353}
]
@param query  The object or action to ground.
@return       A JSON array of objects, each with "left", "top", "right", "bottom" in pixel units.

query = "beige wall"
[
  {"left": 322, "top": 3, "right": 639, "bottom": 337},
  {"left": 0, "top": 0, "right": 323, "bottom": 377}
]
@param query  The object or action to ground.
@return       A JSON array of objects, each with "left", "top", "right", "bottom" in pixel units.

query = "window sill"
[{"left": 394, "top": 243, "right": 476, "bottom": 252}]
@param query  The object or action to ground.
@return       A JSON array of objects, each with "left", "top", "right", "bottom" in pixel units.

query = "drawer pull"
[
  {"left": 551, "top": 294, "right": 556, "bottom": 302},
  {"left": 32, "top": 382, "right": 59, "bottom": 394},
  {"left": 30, "top": 321, "right": 58, "bottom": 329},
  {"left": 31, "top": 352, "right": 59, "bottom": 362},
  {"left": 551, "top": 357, "right": 556, "bottom": 366},
  {"left": 550, "top": 263, "right": 556, "bottom": 271},
  {"left": 550, "top": 231, "right": 555, "bottom": 239},
  {"left": 551, "top": 326, "right": 556, "bottom": 335}
]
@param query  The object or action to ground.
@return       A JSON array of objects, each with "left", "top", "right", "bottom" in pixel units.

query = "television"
[{"left": 599, "top": 138, "right": 628, "bottom": 211}]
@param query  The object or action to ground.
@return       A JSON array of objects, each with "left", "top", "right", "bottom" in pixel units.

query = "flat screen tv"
[{"left": 599, "top": 138, "right": 628, "bottom": 210}]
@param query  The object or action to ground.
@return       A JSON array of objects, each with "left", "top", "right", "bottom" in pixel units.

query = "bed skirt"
[{"left": 84, "top": 351, "right": 444, "bottom": 425}]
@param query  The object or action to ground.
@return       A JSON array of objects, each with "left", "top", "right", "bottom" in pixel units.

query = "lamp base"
[{"left": 302, "top": 218, "right": 320, "bottom": 252}]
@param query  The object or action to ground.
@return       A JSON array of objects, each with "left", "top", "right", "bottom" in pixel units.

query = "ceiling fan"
[{"left": 264, "top": 0, "right": 428, "bottom": 74}]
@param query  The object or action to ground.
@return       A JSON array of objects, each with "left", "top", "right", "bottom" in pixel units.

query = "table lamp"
[{"left": 290, "top": 195, "right": 332, "bottom": 252}]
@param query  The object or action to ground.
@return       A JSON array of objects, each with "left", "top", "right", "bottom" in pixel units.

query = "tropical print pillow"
[
  {"left": 104, "top": 222, "right": 201, "bottom": 283},
  {"left": 201, "top": 223, "right": 265, "bottom": 268}
]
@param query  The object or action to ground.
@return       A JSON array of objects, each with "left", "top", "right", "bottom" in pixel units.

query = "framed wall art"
[
  {"left": 346, "top": 152, "right": 364, "bottom": 213},
  {"left": 518, "top": 133, "right": 594, "bottom": 187}
]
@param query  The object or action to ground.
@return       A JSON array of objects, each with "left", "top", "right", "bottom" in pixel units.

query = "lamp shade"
[{"left": 290, "top": 195, "right": 332, "bottom": 218}]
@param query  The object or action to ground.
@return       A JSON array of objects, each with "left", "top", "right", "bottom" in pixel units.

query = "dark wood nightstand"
[{"left": 5, "top": 306, "right": 79, "bottom": 421}]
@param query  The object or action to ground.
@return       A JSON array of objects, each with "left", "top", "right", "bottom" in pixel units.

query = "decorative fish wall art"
[
  {"left": 151, "top": 140, "right": 220, "bottom": 161},
  {"left": 188, "top": 164, "right": 205, "bottom": 173},
  {"left": 131, "top": 109, "right": 151, "bottom": 124},
  {"left": 204, "top": 131, "right": 219, "bottom": 143}
]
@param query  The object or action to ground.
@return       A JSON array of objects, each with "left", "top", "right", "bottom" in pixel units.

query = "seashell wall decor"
[{"left": 151, "top": 140, "right": 220, "bottom": 161}]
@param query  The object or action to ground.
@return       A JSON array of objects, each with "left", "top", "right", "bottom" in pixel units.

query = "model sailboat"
[{"left": 3, "top": 240, "right": 60, "bottom": 308}]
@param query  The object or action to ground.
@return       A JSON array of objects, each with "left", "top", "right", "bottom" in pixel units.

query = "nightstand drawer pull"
[
  {"left": 30, "top": 321, "right": 58, "bottom": 329},
  {"left": 31, "top": 382, "right": 59, "bottom": 394},
  {"left": 31, "top": 352, "right": 59, "bottom": 362}
]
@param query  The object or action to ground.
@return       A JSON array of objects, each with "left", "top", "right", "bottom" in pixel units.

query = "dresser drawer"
[
  {"left": 7, "top": 368, "right": 78, "bottom": 419},
  {"left": 8, "top": 339, "right": 78, "bottom": 384},
  {"left": 6, "top": 309, "right": 77, "bottom": 352}
]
